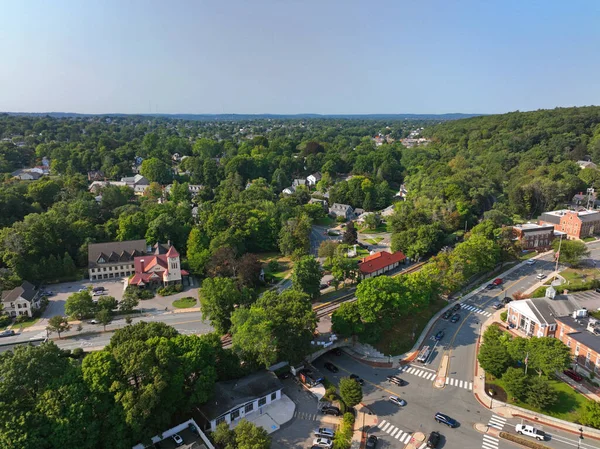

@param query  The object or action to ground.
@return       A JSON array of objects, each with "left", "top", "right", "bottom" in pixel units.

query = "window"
[
  {"left": 560, "top": 326, "right": 564, "bottom": 338},
  {"left": 230, "top": 408, "right": 240, "bottom": 421},
  {"left": 258, "top": 397, "right": 266, "bottom": 407},
  {"left": 270, "top": 392, "right": 277, "bottom": 401},
  {"left": 567, "top": 338, "right": 571, "bottom": 347},
  {"left": 245, "top": 402, "right": 254, "bottom": 413},
  {"left": 216, "top": 416, "right": 226, "bottom": 426}
]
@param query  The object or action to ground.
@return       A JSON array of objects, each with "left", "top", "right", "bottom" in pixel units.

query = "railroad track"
[{"left": 392, "top": 260, "right": 427, "bottom": 277}]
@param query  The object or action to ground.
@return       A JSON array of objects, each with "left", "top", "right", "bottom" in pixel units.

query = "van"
[{"left": 416, "top": 346, "right": 431, "bottom": 363}]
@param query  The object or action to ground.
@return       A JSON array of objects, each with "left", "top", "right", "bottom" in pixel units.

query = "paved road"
[{"left": 310, "top": 224, "right": 341, "bottom": 257}]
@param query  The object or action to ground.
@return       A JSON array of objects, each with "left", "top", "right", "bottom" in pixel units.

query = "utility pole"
[
  {"left": 524, "top": 352, "right": 529, "bottom": 375},
  {"left": 578, "top": 427, "right": 584, "bottom": 449},
  {"left": 554, "top": 234, "right": 563, "bottom": 274}
]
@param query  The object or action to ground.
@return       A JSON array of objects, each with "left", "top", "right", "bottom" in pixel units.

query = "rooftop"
[
  {"left": 514, "top": 222, "right": 554, "bottom": 231},
  {"left": 556, "top": 315, "right": 600, "bottom": 355},
  {"left": 359, "top": 250, "right": 406, "bottom": 274}
]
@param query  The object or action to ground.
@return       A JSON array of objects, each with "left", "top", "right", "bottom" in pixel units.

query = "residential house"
[
  {"left": 88, "top": 174, "right": 150, "bottom": 196},
  {"left": 164, "top": 183, "right": 204, "bottom": 197},
  {"left": 571, "top": 190, "right": 600, "bottom": 210},
  {"left": 11, "top": 169, "right": 42, "bottom": 180},
  {"left": 512, "top": 223, "right": 555, "bottom": 250},
  {"left": 358, "top": 251, "right": 406, "bottom": 279},
  {"left": 578, "top": 160, "right": 598, "bottom": 170},
  {"left": 131, "top": 418, "right": 214, "bottom": 449},
  {"left": 307, "top": 172, "right": 322, "bottom": 186},
  {"left": 356, "top": 211, "right": 374, "bottom": 224},
  {"left": 194, "top": 371, "right": 283, "bottom": 432},
  {"left": 88, "top": 239, "right": 147, "bottom": 281},
  {"left": 282, "top": 186, "right": 296, "bottom": 195},
  {"left": 87, "top": 170, "right": 105, "bottom": 182},
  {"left": 129, "top": 242, "right": 188, "bottom": 287},
  {"left": 538, "top": 209, "right": 600, "bottom": 240},
  {"left": 308, "top": 197, "right": 328, "bottom": 211},
  {"left": 380, "top": 204, "right": 396, "bottom": 217},
  {"left": 329, "top": 203, "right": 354, "bottom": 220},
  {"left": 395, "top": 184, "right": 408, "bottom": 199},
  {"left": 1, "top": 281, "right": 41, "bottom": 318},
  {"left": 292, "top": 178, "right": 307, "bottom": 188}
]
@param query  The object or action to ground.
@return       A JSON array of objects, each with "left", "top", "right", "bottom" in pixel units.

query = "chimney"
[
  {"left": 167, "top": 240, "right": 171, "bottom": 247},
  {"left": 140, "top": 259, "right": 145, "bottom": 272}
]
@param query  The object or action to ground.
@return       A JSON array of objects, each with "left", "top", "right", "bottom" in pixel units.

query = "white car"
[
  {"left": 314, "top": 428, "right": 335, "bottom": 438},
  {"left": 526, "top": 259, "right": 536, "bottom": 265},
  {"left": 313, "top": 437, "right": 333, "bottom": 448},
  {"left": 78, "top": 288, "right": 88, "bottom": 293},
  {"left": 172, "top": 433, "right": 183, "bottom": 445},
  {"left": 515, "top": 424, "right": 545, "bottom": 441},
  {"left": 389, "top": 395, "right": 406, "bottom": 406},
  {"left": 536, "top": 273, "right": 546, "bottom": 280},
  {"left": 88, "top": 319, "right": 98, "bottom": 324}
]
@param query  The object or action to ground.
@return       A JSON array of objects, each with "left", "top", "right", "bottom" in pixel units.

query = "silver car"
[
  {"left": 314, "top": 427, "right": 335, "bottom": 438},
  {"left": 389, "top": 395, "right": 407, "bottom": 406}
]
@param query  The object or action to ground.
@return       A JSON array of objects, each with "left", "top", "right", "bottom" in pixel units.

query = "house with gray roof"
[
  {"left": 329, "top": 203, "right": 354, "bottom": 220},
  {"left": 88, "top": 239, "right": 148, "bottom": 281},
  {"left": 1, "top": 281, "right": 41, "bottom": 317}
]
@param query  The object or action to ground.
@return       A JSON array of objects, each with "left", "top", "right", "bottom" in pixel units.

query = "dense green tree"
[
  {"left": 343, "top": 221, "right": 357, "bottom": 245},
  {"left": 291, "top": 256, "right": 324, "bottom": 299},
  {"left": 46, "top": 315, "right": 71, "bottom": 339},
  {"left": 501, "top": 367, "right": 528, "bottom": 401},
  {"left": 477, "top": 327, "right": 511, "bottom": 378},
  {"left": 279, "top": 214, "right": 312, "bottom": 257},
  {"left": 140, "top": 157, "right": 172, "bottom": 184},
  {"left": 97, "top": 295, "right": 118, "bottom": 311},
  {"left": 526, "top": 376, "right": 558, "bottom": 409},
  {"left": 527, "top": 337, "right": 571, "bottom": 376},
  {"left": 95, "top": 309, "right": 112, "bottom": 331},
  {"left": 339, "top": 376, "right": 363, "bottom": 408},
  {"left": 552, "top": 239, "right": 590, "bottom": 267},
  {"left": 65, "top": 290, "right": 96, "bottom": 320},
  {"left": 199, "top": 277, "right": 242, "bottom": 334},
  {"left": 331, "top": 301, "right": 364, "bottom": 336}
]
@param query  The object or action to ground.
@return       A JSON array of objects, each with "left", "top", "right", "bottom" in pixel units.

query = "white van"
[{"left": 416, "top": 346, "right": 431, "bottom": 363}]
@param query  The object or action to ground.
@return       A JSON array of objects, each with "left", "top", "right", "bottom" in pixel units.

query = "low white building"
[
  {"left": 131, "top": 418, "right": 214, "bottom": 449},
  {"left": 1, "top": 281, "right": 41, "bottom": 318}
]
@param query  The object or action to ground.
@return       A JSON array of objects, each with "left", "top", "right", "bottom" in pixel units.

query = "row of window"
[
  {"left": 214, "top": 392, "right": 278, "bottom": 426},
  {"left": 91, "top": 264, "right": 133, "bottom": 273}
]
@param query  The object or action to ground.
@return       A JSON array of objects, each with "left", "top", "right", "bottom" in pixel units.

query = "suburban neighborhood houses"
[{"left": 1, "top": 281, "right": 41, "bottom": 317}]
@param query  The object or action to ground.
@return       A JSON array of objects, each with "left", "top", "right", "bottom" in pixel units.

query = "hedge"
[{"left": 500, "top": 432, "right": 553, "bottom": 449}]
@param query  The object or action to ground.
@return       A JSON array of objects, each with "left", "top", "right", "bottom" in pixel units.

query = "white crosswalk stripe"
[
  {"left": 372, "top": 420, "right": 412, "bottom": 443},
  {"left": 397, "top": 365, "right": 437, "bottom": 381},
  {"left": 488, "top": 414, "right": 507, "bottom": 430},
  {"left": 482, "top": 433, "right": 500, "bottom": 449},
  {"left": 418, "top": 443, "right": 428, "bottom": 449},
  {"left": 463, "top": 304, "right": 492, "bottom": 316},
  {"left": 293, "top": 411, "right": 318, "bottom": 421},
  {"left": 444, "top": 377, "right": 473, "bottom": 390}
]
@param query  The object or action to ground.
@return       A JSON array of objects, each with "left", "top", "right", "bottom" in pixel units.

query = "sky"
[{"left": 1, "top": 0, "right": 599, "bottom": 115}]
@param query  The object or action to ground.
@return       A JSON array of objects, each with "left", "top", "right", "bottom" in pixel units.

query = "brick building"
[
  {"left": 555, "top": 314, "right": 600, "bottom": 373},
  {"left": 512, "top": 223, "right": 555, "bottom": 250},
  {"left": 538, "top": 209, "right": 600, "bottom": 240}
]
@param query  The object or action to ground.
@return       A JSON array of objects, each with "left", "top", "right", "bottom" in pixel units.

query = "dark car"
[
  {"left": 492, "top": 302, "right": 504, "bottom": 310},
  {"left": 365, "top": 435, "right": 378, "bottom": 449},
  {"left": 188, "top": 423, "right": 199, "bottom": 435},
  {"left": 564, "top": 369, "right": 583, "bottom": 382},
  {"left": 442, "top": 311, "right": 452, "bottom": 320},
  {"left": 320, "top": 284, "right": 328, "bottom": 290},
  {"left": 324, "top": 362, "right": 339, "bottom": 373},
  {"left": 501, "top": 297, "right": 512, "bottom": 304},
  {"left": 0, "top": 330, "right": 15, "bottom": 337},
  {"left": 450, "top": 314, "right": 460, "bottom": 323},
  {"left": 386, "top": 375, "right": 406, "bottom": 386},
  {"left": 434, "top": 330, "right": 444, "bottom": 341},
  {"left": 486, "top": 283, "right": 496, "bottom": 290},
  {"left": 426, "top": 431, "right": 441, "bottom": 448},
  {"left": 278, "top": 371, "right": 291, "bottom": 380},
  {"left": 321, "top": 405, "right": 341, "bottom": 416},
  {"left": 350, "top": 374, "right": 364, "bottom": 385},
  {"left": 451, "top": 303, "right": 461, "bottom": 312},
  {"left": 435, "top": 412, "right": 458, "bottom": 428}
]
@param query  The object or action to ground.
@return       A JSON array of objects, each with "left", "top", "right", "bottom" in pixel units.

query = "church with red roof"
[{"left": 128, "top": 242, "right": 188, "bottom": 287}]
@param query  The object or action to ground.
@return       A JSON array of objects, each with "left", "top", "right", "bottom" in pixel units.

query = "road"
[
  {"left": 308, "top": 243, "right": 600, "bottom": 449},
  {"left": 310, "top": 224, "right": 341, "bottom": 257}
]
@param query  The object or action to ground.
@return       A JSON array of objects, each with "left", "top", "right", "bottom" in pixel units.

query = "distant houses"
[
  {"left": 577, "top": 160, "right": 598, "bottom": 170},
  {"left": 307, "top": 172, "right": 322, "bottom": 186},
  {"left": 329, "top": 203, "right": 354, "bottom": 221},
  {"left": 89, "top": 174, "right": 150, "bottom": 196}
]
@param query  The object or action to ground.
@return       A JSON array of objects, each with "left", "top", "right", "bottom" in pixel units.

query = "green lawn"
[
  {"left": 583, "top": 236, "right": 597, "bottom": 242},
  {"left": 14, "top": 317, "right": 40, "bottom": 329},
  {"left": 172, "top": 297, "right": 197, "bottom": 309},
  {"left": 315, "top": 216, "right": 335, "bottom": 226},
  {"left": 519, "top": 251, "right": 538, "bottom": 261},
  {"left": 349, "top": 248, "right": 370, "bottom": 261},
  {"left": 487, "top": 374, "right": 590, "bottom": 423},
  {"left": 372, "top": 298, "right": 447, "bottom": 356},
  {"left": 358, "top": 224, "right": 390, "bottom": 234},
  {"left": 364, "top": 237, "right": 383, "bottom": 245},
  {"left": 260, "top": 253, "right": 293, "bottom": 283}
]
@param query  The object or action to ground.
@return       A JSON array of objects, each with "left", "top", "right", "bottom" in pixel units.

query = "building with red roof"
[
  {"left": 129, "top": 242, "right": 188, "bottom": 287},
  {"left": 358, "top": 250, "right": 406, "bottom": 279}
]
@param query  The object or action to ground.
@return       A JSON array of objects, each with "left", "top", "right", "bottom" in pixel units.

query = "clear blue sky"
[{"left": 1, "top": 0, "right": 599, "bottom": 115}]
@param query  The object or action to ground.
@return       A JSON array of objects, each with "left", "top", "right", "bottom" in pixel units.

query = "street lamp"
[{"left": 578, "top": 427, "right": 584, "bottom": 449}]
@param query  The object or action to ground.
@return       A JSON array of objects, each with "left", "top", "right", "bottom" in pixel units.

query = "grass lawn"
[
  {"left": 358, "top": 224, "right": 390, "bottom": 234},
  {"left": 583, "top": 236, "right": 597, "bottom": 242},
  {"left": 364, "top": 237, "right": 383, "bottom": 245},
  {"left": 172, "top": 297, "right": 197, "bottom": 309},
  {"left": 349, "top": 248, "right": 370, "bottom": 261},
  {"left": 561, "top": 267, "right": 600, "bottom": 287},
  {"left": 486, "top": 373, "right": 590, "bottom": 423},
  {"left": 14, "top": 317, "right": 40, "bottom": 329},
  {"left": 372, "top": 298, "right": 447, "bottom": 356},
  {"left": 315, "top": 216, "right": 335, "bottom": 226},
  {"left": 519, "top": 251, "right": 538, "bottom": 261},
  {"left": 260, "top": 253, "right": 293, "bottom": 283}
]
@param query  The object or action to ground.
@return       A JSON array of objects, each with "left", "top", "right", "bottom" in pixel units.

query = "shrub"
[
  {"left": 15, "top": 315, "right": 28, "bottom": 324},
  {"left": 500, "top": 311, "right": 508, "bottom": 322},
  {"left": 267, "top": 260, "right": 279, "bottom": 273},
  {"left": 0, "top": 314, "right": 11, "bottom": 328},
  {"left": 336, "top": 215, "right": 346, "bottom": 223},
  {"left": 333, "top": 413, "right": 355, "bottom": 449},
  {"left": 499, "top": 432, "right": 552, "bottom": 449},
  {"left": 71, "top": 348, "right": 84, "bottom": 358},
  {"left": 157, "top": 284, "right": 184, "bottom": 296}
]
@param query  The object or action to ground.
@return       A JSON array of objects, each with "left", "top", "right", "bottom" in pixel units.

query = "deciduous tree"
[
  {"left": 291, "top": 256, "right": 324, "bottom": 299},
  {"left": 339, "top": 376, "right": 363, "bottom": 408},
  {"left": 46, "top": 315, "right": 71, "bottom": 339},
  {"left": 199, "top": 277, "right": 241, "bottom": 334}
]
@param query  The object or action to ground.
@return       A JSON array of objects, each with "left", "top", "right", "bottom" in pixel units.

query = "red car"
[
  {"left": 492, "top": 278, "right": 503, "bottom": 286},
  {"left": 563, "top": 369, "right": 583, "bottom": 382}
]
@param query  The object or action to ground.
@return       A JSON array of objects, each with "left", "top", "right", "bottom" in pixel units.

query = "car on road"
[
  {"left": 389, "top": 395, "right": 406, "bottom": 406},
  {"left": 324, "top": 362, "right": 338, "bottom": 373},
  {"left": 536, "top": 273, "right": 546, "bottom": 280},
  {"left": 78, "top": 288, "right": 89, "bottom": 293},
  {"left": 41, "top": 290, "right": 55, "bottom": 296},
  {"left": 320, "top": 284, "right": 328, "bottom": 290},
  {"left": 526, "top": 259, "right": 536, "bottom": 265},
  {"left": 93, "top": 290, "right": 105, "bottom": 296},
  {"left": 350, "top": 374, "right": 364, "bottom": 385},
  {"left": 501, "top": 297, "right": 512, "bottom": 304},
  {"left": 314, "top": 428, "right": 335, "bottom": 438},
  {"left": 312, "top": 437, "right": 333, "bottom": 448},
  {"left": 450, "top": 314, "right": 460, "bottom": 323},
  {"left": 426, "top": 431, "right": 441, "bottom": 448},
  {"left": 365, "top": 435, "right": 378, "bottom": 448},
  {"left": 387, "top": 375, "right": 406, "bottom": 386},
  {"left": 434, "top": 330, "right": 444, "bottom": 341},
  {"left": 89, "top": 319, "right": 99, "bottom": 324},
  {"left": 172, "top": 433, "right": 183, "bottom": 446},
  {"left": 442, "top": 310, "right": 452, "bottom": 320},
  {"left": 0, "top": 330, "right": 15, "bottom": 337},
  {"left": 492, "top": 278, "right": 503, "bottom": 286},
  {"left": 321, "top": 406, "right": 341, "bottom": 416},
  {"left": 564, "top": 369, "right": 583, "bottom": 382},
  {"left": 434, "top": 412, "right": 458, "bottom": 428},
  {"left": 515, "top": 424, "right": 545, "bottom": 441},
  {"left": 485, "top": 283, "right": 496, "bottom": 290},
  {"left": 492, "top": 302, "right": 504, "bottom": 310},
  {"left": 451, "top": 303, "right": 461, "bottom": 312}
]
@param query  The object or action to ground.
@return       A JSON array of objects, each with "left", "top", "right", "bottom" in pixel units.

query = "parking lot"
[{"left": 271, "top": 377, "right": 340, "bottom": 449}]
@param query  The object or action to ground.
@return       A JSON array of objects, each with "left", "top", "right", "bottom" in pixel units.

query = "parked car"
[
  {"left": 387, "top": 375, "right": 406, "bottom": 386},
  {"left": 493, "top": 278, "right": 503, "bottom": 286},
  {"left": 89, "top": 319, "right": 98, "bottom": 324},
  {"left": 426, "top": 431, "right": 441, "bottom": 448},
  {"left": 78, "top": 288, "right": 88, "bottom": 293},
  {"left": 93, "top": 290, "right": 105, "bottom": 296},
  {"left": 312, "top": 438, "right": 333, "bottom": 448},
  {"left": 501, "top": 297, "right": 512, "bottom": 304},
  {"left": 324, "top": 362, "right": 338, "bottom": 373},
  {"left": 321, "top": 406, "right": 341, "bottom": 416},
  {"left": 450, "top": 314, "right": 460, "bottom": 323},
  {"left": 389, "top": 395, "right": 406, "bottom": 406},
  {"left": 188, "top": 423, "right": 199, "bottom": 435},
  {"left": 0, "top": 330, "right": 15, "bottom": 338},
  {"left": 434, "top": 330, "right": 444, "bottom": 341},
  {"left": 564, "top": 369, "right": 583, "bottom": 382},
  {"left": 434, "top": 412, "right": 458, "bottom": 428},
  {"left": 492, "top": 302, "right": 503, "bottom": 310},
  {"left": 320, "top": 284, "right": 328, "bottom": 290},
  {"left": 42, "top": 291, "right": 55, "bottom": 296},
  {"left": 442, "top": 311, "right": 452, "bottom": 320},
  {"left": 526, "top": 259, "right": 536, "bottom": 265},
  {"left": 277, "top": 371, "right": 291, "bottom": 380},
  {"left": 350, "top": 374, "right": 364, "bottom": 385},
  {"left": 485, "top": 283, "right": 496, "bottom": 290},
  {"left": 451, "top": 303, "right": 461, "bottom": 312},
  {"left": 172, "top": 433, "right": 183, "bottom": 446},
  {"left": 365, "top": 435, "right": 378, "bottom": 448},
  {"left": 314, "top": 428, "right": 335, "bottom": 438},
  {"left": 536, "top": 273, "right": 546, "bottom": 280},
  {"left": 515, "top": 424, "right": 545, "bottom": 441}
]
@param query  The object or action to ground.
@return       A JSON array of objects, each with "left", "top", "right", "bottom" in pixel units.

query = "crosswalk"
[
  {"left": 398, "top": 365, "right": 437, "bottom": 381},
  {"left": 482, "top": 434, "right": 500, "bottom": 449},
  {"left": 487, "top": 415, "right": 507, "bottom": 430},
  {"left": 293, "top": 411, "right": 319, "bottom": 421},
  {"left": 372, "top": 419, "right": 412, "bottom": 444},
  {"left": 462, "top": 304, "right": 492, "bottom": 317},
  {"left": 445, "top": 377, "right": 473, "bottom": 390}
]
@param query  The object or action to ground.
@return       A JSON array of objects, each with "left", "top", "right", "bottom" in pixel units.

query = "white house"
[
  {"left": 1, "top": 281, "right": 41, "bottom": 318},
  {"left": 307, "top": 172, "right": 322, "bottom": 186}
]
